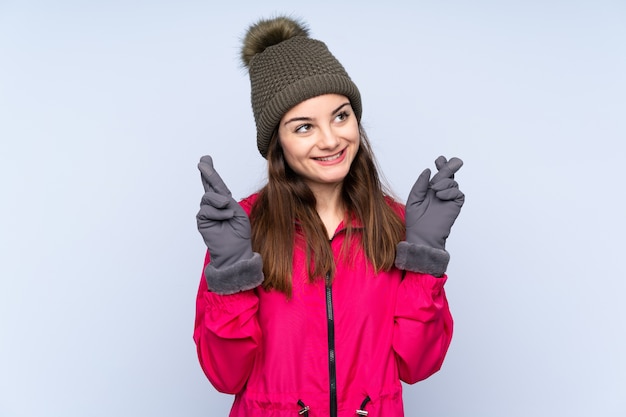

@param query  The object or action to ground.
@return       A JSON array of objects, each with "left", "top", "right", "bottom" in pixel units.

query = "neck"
[{"left": 308, "top": 182, "right": 345, "bottom": 239}]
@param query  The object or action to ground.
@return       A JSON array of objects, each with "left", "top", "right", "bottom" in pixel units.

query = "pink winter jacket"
[{"left": 193, "top": 194, "right": 453, "bottom": 417}]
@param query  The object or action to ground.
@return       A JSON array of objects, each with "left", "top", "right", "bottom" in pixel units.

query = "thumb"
[{"left": 407, "top": 168, "right": 431, "bottom": 205}]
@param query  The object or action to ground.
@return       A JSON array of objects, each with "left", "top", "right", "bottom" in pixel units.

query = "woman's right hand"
[{"left": 196, "top": 155, "right": 255, "bottom": 270}]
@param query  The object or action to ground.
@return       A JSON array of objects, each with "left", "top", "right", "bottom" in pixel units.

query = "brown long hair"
[{"left": 250, "top": 125, "right": 404, "bottom": 296}]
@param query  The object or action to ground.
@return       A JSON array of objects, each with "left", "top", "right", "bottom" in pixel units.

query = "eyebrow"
[{"left": 283, "top": 102, "right": 351, "bottom": 126}]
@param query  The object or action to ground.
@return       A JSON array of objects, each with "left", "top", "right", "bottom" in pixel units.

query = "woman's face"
[{"left": 278, "top": 94, "right": 360, "bottom": 189}]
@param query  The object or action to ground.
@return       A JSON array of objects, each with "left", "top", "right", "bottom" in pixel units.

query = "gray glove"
[
  {"left": 395, "top": 156, "right": 464, "bottom": 276},
  {"left": 197, "top": 155, "right": 263, "bottom": 294}
]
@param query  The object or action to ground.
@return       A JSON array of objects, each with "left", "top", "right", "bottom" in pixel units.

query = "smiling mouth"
[{"left": 314, "top": 149, "right": 344, "bottom": 162}]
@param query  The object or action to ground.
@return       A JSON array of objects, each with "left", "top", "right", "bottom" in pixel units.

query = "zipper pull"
[
  {"left": 297, "top": 399, "right": 310, "bottom": 416},
  {"left": 356, "top": 396, "right": 371, "bottom": 416}
]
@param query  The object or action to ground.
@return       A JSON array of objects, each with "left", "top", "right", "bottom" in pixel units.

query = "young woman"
[{"left": 193, "top": 16, "right": 464, "bottom": 417}]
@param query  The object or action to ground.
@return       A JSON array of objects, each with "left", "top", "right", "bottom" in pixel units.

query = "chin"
[{"left": 319, "top": 172, "right": 349, "bottom": 185}]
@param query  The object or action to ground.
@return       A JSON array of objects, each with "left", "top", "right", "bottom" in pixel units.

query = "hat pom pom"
[{"left": 241, "top": 16, "right": 309, "bottom": 68}]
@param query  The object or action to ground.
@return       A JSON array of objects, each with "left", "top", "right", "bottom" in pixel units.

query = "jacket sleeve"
[
  {"left": 392, "top": 271, "right": 453, "bottom": 384},
  {"left": 193, "top": 249, "right": 262, "bottom": 394}
]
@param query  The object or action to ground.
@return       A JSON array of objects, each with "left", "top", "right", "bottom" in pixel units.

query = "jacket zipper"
[{"left": 325, "top": 272, "right": 337, "bottom": 417}]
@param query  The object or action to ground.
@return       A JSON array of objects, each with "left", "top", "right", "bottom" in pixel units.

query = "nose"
[{"left": 317, "top": 126, "right": 340, "bottom": 150}]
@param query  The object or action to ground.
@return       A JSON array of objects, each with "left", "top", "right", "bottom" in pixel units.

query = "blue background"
[{"left": 1, "top": 1, "right": 625, "bottom": 416}]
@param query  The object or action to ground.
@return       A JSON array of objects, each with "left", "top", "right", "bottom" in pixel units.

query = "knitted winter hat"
[{"left": 241, "top": 16, "right": 362, "bottom": 158}]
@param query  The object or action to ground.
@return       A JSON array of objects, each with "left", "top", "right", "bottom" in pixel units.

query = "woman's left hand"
[{"left": 405, "top": 156, "right": 465, "bottom": 251}]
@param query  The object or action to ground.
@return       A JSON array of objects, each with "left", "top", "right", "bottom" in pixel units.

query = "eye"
[
  {"left": 295, "top": 123, "right": 312, "bottom": 133},
  {"left": 335, "top": 111, "right": 350, "bottom": 122}
]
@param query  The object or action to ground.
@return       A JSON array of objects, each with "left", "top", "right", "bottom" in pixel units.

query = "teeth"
[{"left": 316, "top": 151, "right": 342, "bottom": 161}]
